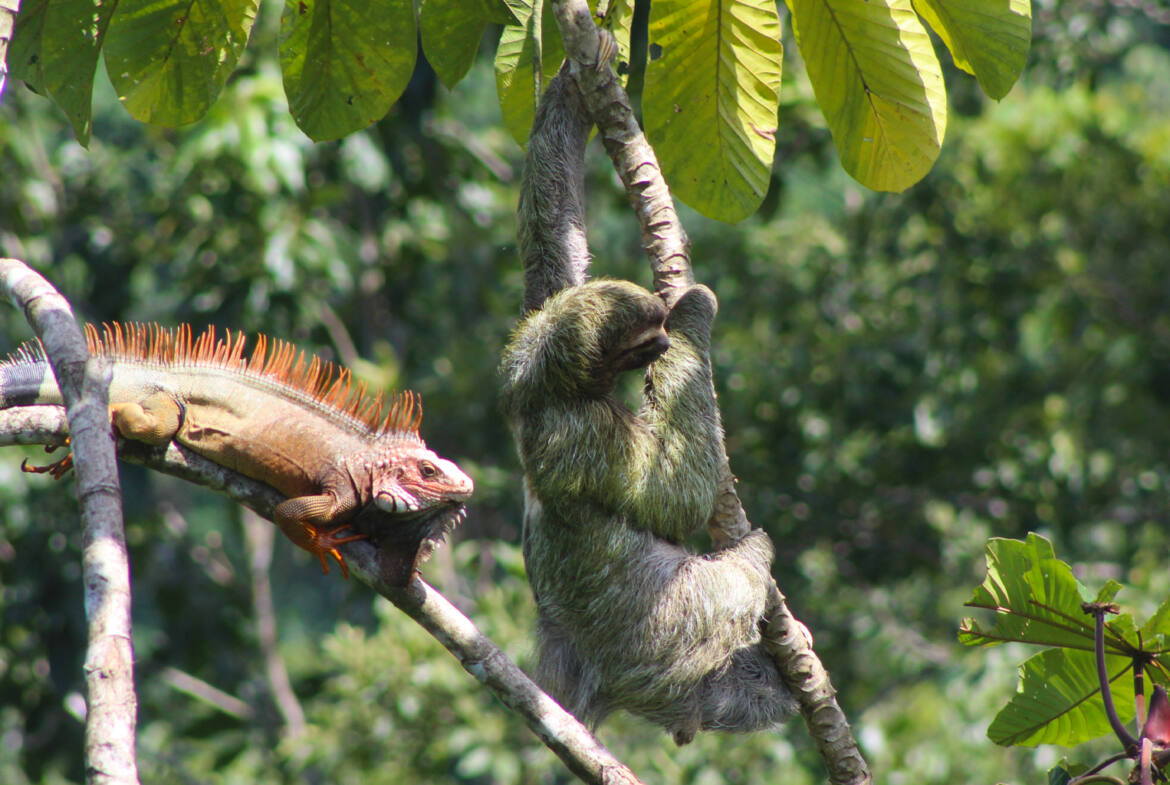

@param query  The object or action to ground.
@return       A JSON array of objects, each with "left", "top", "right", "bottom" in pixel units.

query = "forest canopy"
[{"left": 0, "top": 0, "right": 1169, "bottom": 783}]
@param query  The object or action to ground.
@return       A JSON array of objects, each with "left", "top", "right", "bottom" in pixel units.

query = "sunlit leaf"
[
  {"left": 105, "top": 0, "right": 258, "bottom": 126},
  {"left": 787, "top": 0, "right": 946, "bottom": 191},
  {"left": 988, "top": 647, "right": 1134, "bottom": 747},
  {"left": 280, "top": 0, "right": 416, "bottom": 141},
  {"left": 960, "top": 534, "right": 1107, "bottom": 650},
  {"left": 912, "top": 0, "right": 1031, "bottom": 100},
  {"left": 643, "top": 0, "right": 783, "bottom": 223},
  {"left": 495, "top": 0, "right": 632, "bottom": 146}
]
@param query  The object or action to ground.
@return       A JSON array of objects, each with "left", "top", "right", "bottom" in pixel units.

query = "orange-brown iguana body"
[{"left": 0, "top": 323, "right": 474, "bottom": 577}]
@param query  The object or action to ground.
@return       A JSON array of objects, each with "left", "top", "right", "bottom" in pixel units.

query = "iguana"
[{"left": 0, "top": 322, "right": 474, "bottom": 578}]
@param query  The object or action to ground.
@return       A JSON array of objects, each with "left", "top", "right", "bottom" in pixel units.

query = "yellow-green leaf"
[
  {"left": 495, "top": 0, "right": 633, "bottom": 146},
  {"left": 788, "top": 0, "right": 947, "bottom": 192},
  {"left": 913, "top": 0, "right": 1031, "bottom": 100},
  {"left": 494, "top": 0, "right": 563, "bottom": 145},
  {"left": 280, "top": 0, "right": 417, "bottom": 142},
  {"left": 41, "top": 0, "right": 119, "bottom": 144},
  {"left": 105, "top": 0, "right": 258, "bottom": 126},
  {"left": 644, "top": 0, "right": 782, "bottom": 223}
]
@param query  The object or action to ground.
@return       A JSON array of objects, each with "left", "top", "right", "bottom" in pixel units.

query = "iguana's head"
[{"left": 373, "top": 445, "right": 474, "bottom": 515}]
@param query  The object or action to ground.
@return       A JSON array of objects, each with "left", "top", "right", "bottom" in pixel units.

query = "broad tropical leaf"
[
  {"left": 643, "top": 0, "right": 783, "bottom": 223},
  {"left": 988, "top": 648, "right": 1134, "bottom": 747},
  {"left": 105, "top": 0, "right": 258, "bottom": 126},
  {"left": 41, "top": 0, "right": 119, "bottom": 143},
  {"left": 422, "top": 0, "right": 513, "bottom": 90},
  {"left": 959, "top": 534, "right": 1125, "bottom": 651},
  {"left": 280, "top": 0, "right": 416, "bottom": 141},
  {"left": 787, "top": 0, "right": 946, "bottom": 192},
  {"left": 913, "top": 0, "right": 1031, "bottom": 100}
]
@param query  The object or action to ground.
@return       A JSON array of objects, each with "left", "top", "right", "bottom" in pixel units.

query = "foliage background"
[{"left": 1, "top": 1, "right": 1169, "bottom": 782}]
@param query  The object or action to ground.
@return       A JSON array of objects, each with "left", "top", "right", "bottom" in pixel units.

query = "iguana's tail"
[{"left": 0, "top": 341, "right": 63, "bottom": 408}]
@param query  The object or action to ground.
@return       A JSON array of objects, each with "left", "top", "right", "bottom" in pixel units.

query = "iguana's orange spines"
[{"left": 83, "top": 322, "right": 423, "bottom": 438}]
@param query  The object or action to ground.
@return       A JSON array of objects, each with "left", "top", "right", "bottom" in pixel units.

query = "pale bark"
[
  {"left": 0, "top": 406, "right": 645, "bottom": 785},
  {"left": 0, "top": 259, "right": 139, "bottom": 785}
]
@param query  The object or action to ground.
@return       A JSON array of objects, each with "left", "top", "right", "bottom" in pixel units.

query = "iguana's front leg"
[{"left": 274, "top": 494, "right": 367, "bottom": 578}]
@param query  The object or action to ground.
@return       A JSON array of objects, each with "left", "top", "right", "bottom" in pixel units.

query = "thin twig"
[
  {"left": 0, "top": 258, "right": 139, "bottom": 785},
  {"left": 1086, "top": 602, "right": 1138, "bottom": 751},
  {"left": 544, "top": 9, "right": 872, "bottom": 784},
  {"left": 159, "top": 667, "right": 254, "bottom": 720}
]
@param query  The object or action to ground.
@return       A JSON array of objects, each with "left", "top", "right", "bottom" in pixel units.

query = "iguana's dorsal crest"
[{"left": 83, "top": 322, "right": 423, "bottom": 439}]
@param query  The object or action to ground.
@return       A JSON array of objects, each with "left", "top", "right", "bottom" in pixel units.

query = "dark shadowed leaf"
[
  {"left": 421, "top": 0, "right": 486, "bottom": 90},
  {"left": 279, "top": 0, "right": 416, "bottom": 141},
  {"left": 105, "top": 0, "right": 258, "bottom": 126},
  {"left": 41, "top": 0, "right": 119, "bottom": 143}
]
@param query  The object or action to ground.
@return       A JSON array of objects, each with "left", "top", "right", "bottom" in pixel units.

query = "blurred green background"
[{"left": 1, "top": 1, "right": 1169, "bottom": 782}]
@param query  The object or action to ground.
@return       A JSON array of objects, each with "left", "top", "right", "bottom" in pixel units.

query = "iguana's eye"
[{"left": 420, "top": 461, "right": 437, "bottom": 478}]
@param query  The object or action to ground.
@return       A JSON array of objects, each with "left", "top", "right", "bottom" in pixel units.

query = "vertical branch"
[
  {"left": 542, "top": 10, "right": 873, "bottom": 784},
  {"left": 242, "top": 509, "right": 307, "bottom": 738},
  {"left": 0, "top": 0, "right": 18, "bottom": 100},
  {"left": 0, "top": 258, "right": 139, "bottom": 785},
  {"left": 549, "top": 2, "right": 693, "bottom": 306}
]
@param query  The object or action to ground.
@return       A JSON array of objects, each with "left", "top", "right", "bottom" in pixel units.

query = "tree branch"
[
  {"left": 0, "top": 258, "right": 140, "bottom": 785},
  {"left": 544, "top": 10, "right": 873, "bottom": 784},
  {"left": 0, "top": 0, "right": 18, "bottom": 101},
  {"left": 0, "top": 400, "right": 645, "bottom": 785},
  {"left": 550, "top": 2, "right": 693, "bottom": 306}
]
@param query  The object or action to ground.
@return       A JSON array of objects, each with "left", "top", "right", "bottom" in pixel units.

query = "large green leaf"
[
  {"left": 41, "top": 0, "right": 119, "bottom": 143},
  {"left": 912, "top": 0, "right": 1031, "bottom": 100},
  {"left": 988, "top": 648, "right": 1135, "bottom": 747},
  {"left": 421, "top": 0, "right": 509, "bottom": 91},
  {"left": 959, "top": 534, "right": 1126, "bottom": 652},
  {"left": 280, "top": 0, "right": 417, "bottom": 141},
  {"left": 643, "top": 0, "right": 783, "bottom": 223},
  {"left": 105, "top": 0, "right": 258, "bottom": 126},
  {"left": 787, "top": 0, "right": 946, "bottom": 192}
]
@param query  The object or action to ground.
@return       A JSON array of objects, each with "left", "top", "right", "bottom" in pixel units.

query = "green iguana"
[{"left": 0, "top": 322, "right": 474, "bottom": 578}]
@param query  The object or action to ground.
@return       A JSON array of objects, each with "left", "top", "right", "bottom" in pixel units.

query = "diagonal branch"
[
  {"left": 0, "top": 410, "right": 646, "bottom": 785},
  {"left": 0, "top": 258, "right": 139, "bottom": 785},
  {"left": 544, "top": 9, "right": 873, "bottom": 784}
]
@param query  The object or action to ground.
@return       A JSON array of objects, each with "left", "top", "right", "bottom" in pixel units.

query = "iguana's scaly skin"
[{"left": 0, "top": 323, "right": 474, "bottom": 578}]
